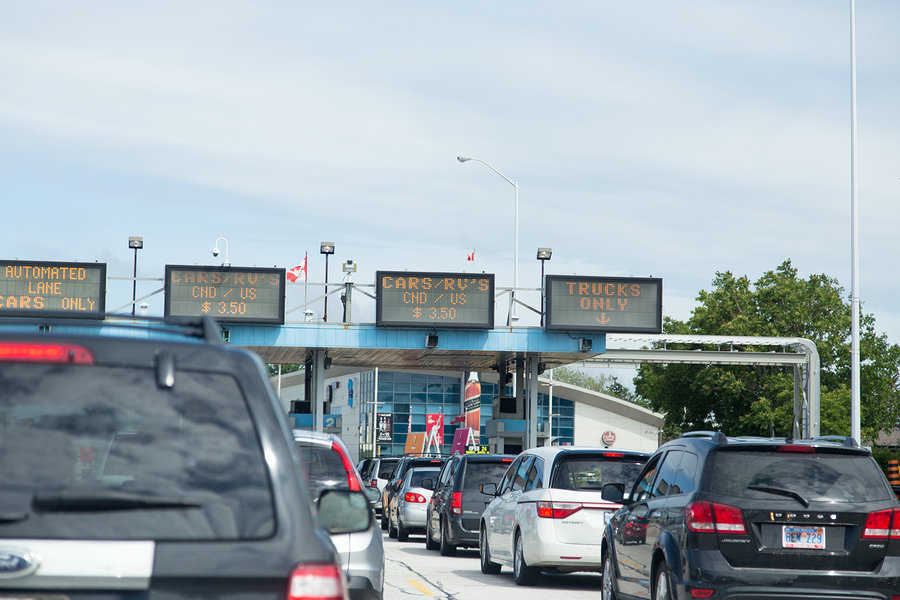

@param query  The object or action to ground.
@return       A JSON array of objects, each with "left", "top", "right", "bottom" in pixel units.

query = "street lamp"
[
  {"left": 537, "top": 247, "right": 552, "bottom": 326},
  {"left": 212, "top": 237, "right": 230, "bottom": 266},
  {"left": 128, "top": 236, "right": 143, "bottom": 316},
  {"left": 457, "top": 156, "right": 519, "bottom": 323},
  {"left": 320, "top": 242, "right": 335, "bottom": 322}
]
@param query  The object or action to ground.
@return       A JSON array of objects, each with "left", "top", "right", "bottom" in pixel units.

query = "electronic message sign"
[
  {"left": 545, "top": 275, "right": 662, "bottom": 333},
  {"left": 0, "top": 260, "right": 106, "bottom": 319},
  {"left": 376, "top": 271, "right": 494, "bottom": 329},
  {"left": 164, "top": 265, "right": 285, "bottom": 324}
]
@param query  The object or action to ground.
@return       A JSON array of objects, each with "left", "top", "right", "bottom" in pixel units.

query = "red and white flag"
[
  {"left": 466, "top": 249, "right": 475, "bottom": 262},
  {"left": 286, "top": 256, "right": 307, "bottom": 282}
]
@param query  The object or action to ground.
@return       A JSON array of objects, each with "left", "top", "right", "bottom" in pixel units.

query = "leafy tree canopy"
[
  {"left": 634, "top": 260, "right": 900, "bottom": 442},
  {"left": 551, "top": 367, "right": 650, "bottom": 408}
]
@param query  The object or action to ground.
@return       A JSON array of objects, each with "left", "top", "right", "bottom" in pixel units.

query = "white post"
[{"left": 850, "top": 0, "right": 861, "bottom": 443}]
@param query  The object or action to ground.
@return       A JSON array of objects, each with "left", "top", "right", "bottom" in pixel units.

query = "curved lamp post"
[{"left": 457, "top": 156, "right": 519, "bottom": 323}]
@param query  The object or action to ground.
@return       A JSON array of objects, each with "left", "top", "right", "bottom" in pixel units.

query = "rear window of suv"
[
  {"left": 0, "top": 362, "right": 275, "bottom": 541},
  {"left": 707, "top": 450, "right": 891, "bottom": 503},
  {"left": 462, "top": 461, "right": 511, "bottom": 494},
  {"left": 551, "top": 454, "right": 647, "bottom": 491}
]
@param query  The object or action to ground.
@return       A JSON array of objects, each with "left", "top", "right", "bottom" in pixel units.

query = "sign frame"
[
  {"left": 544, "top": 275, "right": 662, "bottom": 333},
  {"left": 0, "top": 260, "right": 106, "bottom": 320},
  {"left": 375, "top": 270, "right": 495, "bottom": 329},
  {"left": 164, "top": 265, "right": 286, "bottom": 324}
]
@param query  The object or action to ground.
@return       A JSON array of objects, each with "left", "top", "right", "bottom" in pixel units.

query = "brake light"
[
  {"left": 0, "top": 342, "right": 93, "bottom": 364},
  {"left": 537, "top": 501, "right": 582, "bottom": 519},
  {"left": 287, "top": 563, "right": 346, "bottom": 600},
  {"left": 369, "top": 478, "right": 378, "bottom": 488},
  {"left": 603, "top": 452, "right": 625, "bottom": 457},
  {"left": 862, "top": 508, "right": 900, "bottom": 539},
  {"left": 330, "top": 441, "right": 361, "bottom": 492},
  {"left": 778, "top": 444, "right": 816, "bottom": 453},
  {"left": 690, "top": 590, "right": 714, "bottom": 599},
  {"left": 686, "top": 501, "right": 746, "bottom": 534},
  {"left": 501, "top": 458, "right": 513, "bottom": 462},
  {"left": 404, "top": 492, "right": 427, "bottom": 503},
  {"left": 451, "top": 492, "right": 462, "bottom": 515}
]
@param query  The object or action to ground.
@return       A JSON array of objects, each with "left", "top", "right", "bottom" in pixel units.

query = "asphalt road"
[{"left": 382, "top": 528, "right": 605, "bottom": 600}]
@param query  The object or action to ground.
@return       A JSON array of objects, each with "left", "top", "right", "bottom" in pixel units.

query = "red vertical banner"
[
  {"left": 464, "top": 372, "right": 481, "bottom": 444},
  {"left": 426, "top": 413, "right": 444, "bottom": 447}
]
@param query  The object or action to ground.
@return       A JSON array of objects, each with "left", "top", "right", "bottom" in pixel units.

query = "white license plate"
[{"left": 782, "top": 525, "right": 825, "bottom": 549}]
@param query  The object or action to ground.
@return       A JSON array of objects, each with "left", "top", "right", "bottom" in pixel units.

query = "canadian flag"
[
  {"left": 286, "top": 257, "right": 307, "bottom": 283},
  {"left": 466, "top": 250, "right": 475, "bottom": 262}
]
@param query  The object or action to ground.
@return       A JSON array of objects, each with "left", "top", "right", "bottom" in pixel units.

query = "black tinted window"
[
  {"left": 408, "top": 468, "right": 441, "bottom": 487},
  {"left": 296, "top": 444, "right": 347, "bottom": 500},
  {"left": 670, "top": 451, "right": 698, "bottom": 496},
  {"left": 0, "top": 363, "right": 274, "bottom": 541},
  {"left": 462, "top": 461, "right": 512, "bottom": 494},
  {"left": 651, "top": 450, "right": 682, "bottom": 498},
  {"left": 378, "top": 460, "right": 398, "bottom": 479},
  {"left": 551, "top": 454, "right": 647, "bottom": 492},
  {"left": 708, "top": 450, "right": 891, "bottom": 502}
]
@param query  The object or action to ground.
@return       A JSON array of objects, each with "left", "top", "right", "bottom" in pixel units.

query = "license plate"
[{"left": 782, "top": 525, "right": 825, "bottom": 549}]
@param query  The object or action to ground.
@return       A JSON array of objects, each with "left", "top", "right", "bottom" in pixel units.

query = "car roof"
[
  {"left": 669, "top": 431, "right": 870, "bottom": 455},
  {"left": 521, "top": 446, "right": 652, "bottom": 462}
]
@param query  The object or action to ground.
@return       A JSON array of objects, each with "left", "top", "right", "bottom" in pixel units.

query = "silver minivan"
[{"left": 294, "top": 429, "right": 385, "bottom": 600}]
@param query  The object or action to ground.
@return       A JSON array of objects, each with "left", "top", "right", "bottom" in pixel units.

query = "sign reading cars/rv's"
[
  {"left": 0, "top": 260, "right": 106, "bottom": 319},
  {"left": 376, "top": 271, "right": 494, "bottom": 329},
  {"left": 545, "top": 275, "right": 662, "bottom": 333},
  {"left": 164, "top": 265, "right": 285, "bottom": 324}
]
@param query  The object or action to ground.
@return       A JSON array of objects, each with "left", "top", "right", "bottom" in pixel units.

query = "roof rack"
[
  {"left": 679, "top": 431, "right": 729, "bottom": 444},
  {"left": 811, "top": 435, "right": 860, "bottom": 448},
  {"left": 0, "top": 314, "right": 224, "bottom": 345}
]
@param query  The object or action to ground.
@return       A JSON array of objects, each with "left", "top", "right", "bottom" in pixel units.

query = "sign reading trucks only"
[{"left": 544, "top": 275, "right": 662, "bottom": 333}]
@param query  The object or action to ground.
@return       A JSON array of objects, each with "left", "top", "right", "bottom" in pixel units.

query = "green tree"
[
  {"left": 634, "top": 260, "right": 900, "bottom": 442},
  {"left": 552, "top": 367, "right": 650, "bottom": 408},
  {"left": 268, "top": 363, "right": 304, "bottom": 377}
]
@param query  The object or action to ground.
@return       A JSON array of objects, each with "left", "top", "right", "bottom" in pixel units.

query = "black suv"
[
  {"left": 380, "top": 455, "right": 447, "bottom": 531},
  {"left": 0, "top": 316, "right": 366, "bottom": 600},
  {"left": 424, "top": 453, "right": 516, "bottom": 555},
  {"left": 601, "top": 431, "right": 900, "bottom": 600}
]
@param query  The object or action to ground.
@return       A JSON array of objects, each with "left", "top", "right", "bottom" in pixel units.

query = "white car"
[{"left": 478, "top": 446, "right": 650, "bottom": 586}]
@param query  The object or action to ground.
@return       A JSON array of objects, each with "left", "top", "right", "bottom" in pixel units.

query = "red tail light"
[
  {"left": 369, "top": 479, "right": 378, "bottom": 488},
  {"left": 686, "top": 501, "right": 746, "bottom": 534},
  {"left": 537, "top": 501, "right": 582, "bottom": 519},
  {"left": 287, "top": 563, "right": 346, "bottom": 600},
  {"left": 330, "top": 442, "right": 361, "bottom": 492},
  {"left": 862, "top": 508, "right": 900, "bottom": 539},
  {"left": 451, "top": 492, "right": 462, "bottom": 515},
  {"left": 0, "top": 342, "right": 93, "bottom": 364},
  {"left": 404, "top": 492, "right": 427, "bottom": 503}
]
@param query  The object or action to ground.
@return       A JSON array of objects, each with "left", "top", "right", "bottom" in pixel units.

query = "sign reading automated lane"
[
  {"left": 376, "top": 271, "right": 494, "bottom": 329},
  {"left": 545, "top": 275, "right": 662, "bottom": 333},
  {"left": 0, "top": 260, "right": 106, "bottom": 319},
  {"left": 164, "top": 265, "right": 285, "bottom": 324}
]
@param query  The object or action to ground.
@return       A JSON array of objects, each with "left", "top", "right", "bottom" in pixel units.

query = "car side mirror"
[
  {"left": 601, "top": 482, "right": 626, "bottom": 504},
  {"left": 363, "top": 485, "right": 382, "bottom": 505},
  {"left": 480, "top": 482, "right": 497, "bottom": 496},
  {"left": 421, "top": 478, "right": 434, "bottom": 491},
  {"left": 318, "top": 489, "right": 372, "bottom": 534}
]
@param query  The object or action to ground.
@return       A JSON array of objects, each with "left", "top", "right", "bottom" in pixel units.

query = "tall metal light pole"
[
  {"left": 128, "top": 236, "right": 143, "bottom": 316},
  {"left": 849, "top": 0, "right": 861, "bottom": 442},
  {"left": 537, "top": 247, "right": 552, "bottom": 326},
  {"left": 321, "top": 242, "right": 335, "bottom": 322},
  {"left": 457, "top": 156, "right": 519, "bottom": 323}
]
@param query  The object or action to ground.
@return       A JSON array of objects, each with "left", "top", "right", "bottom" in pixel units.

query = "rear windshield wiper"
[
  {"left": 746, "top": 484, "right": 810, "bottom": 508},
  {"left": 32, "top": 490, "right": 203, "bottom": 512}
]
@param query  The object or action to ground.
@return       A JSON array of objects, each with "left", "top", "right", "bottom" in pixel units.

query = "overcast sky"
[{"left": 2, "top": 2, "right": 898, "bottom": 359}]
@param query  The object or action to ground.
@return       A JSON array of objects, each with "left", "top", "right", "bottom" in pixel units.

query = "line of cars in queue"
[
  {"left": 363, "top": 434, "right": 900, "bottom": 599},
  {"left": 359, "top": 446, "right": 652, "bottom": 587}
]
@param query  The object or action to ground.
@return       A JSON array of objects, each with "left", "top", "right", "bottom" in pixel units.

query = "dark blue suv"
[{"left": 601, "top": 431, "right": 900, "bottom": 600}]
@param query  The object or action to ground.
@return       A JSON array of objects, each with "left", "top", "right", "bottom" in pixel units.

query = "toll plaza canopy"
[{"left": 228, "top": 322, "right": 605, "bottom": 371}]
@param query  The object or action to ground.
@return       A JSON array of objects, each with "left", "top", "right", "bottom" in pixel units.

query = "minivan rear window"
[
  {"left": 0, "top": 363, "right": 275, "bottom": 541},
  {"left": 708, "top": 451, "right": 891, "bottom": 503},
  {"left": 551, "top": 454, "right": 647, "bottom": 491}
]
